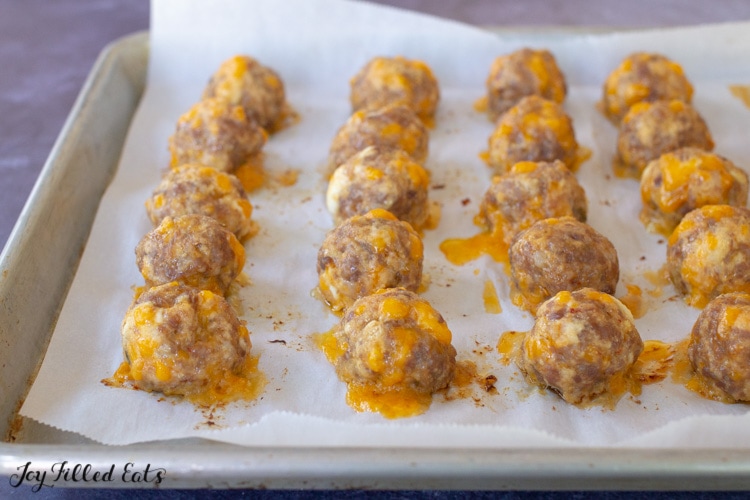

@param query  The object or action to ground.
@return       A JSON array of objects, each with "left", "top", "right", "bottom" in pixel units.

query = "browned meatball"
[
  {"left": 518, "top": 288, "right": 643, "bottom": 406},
  {"left": 202, "top": 55, "right": 286, "bottom": 131},
  {"left": 350, "top": 56, "right": 440, "bottom": 122},
  {"left": 509, "top": 217, "right": 619, "bottom": 314},
  {"left": 317, "top": 209, "right": 423, "bottom": 312},
  {"left": 689, "top": 292, "right": 750, "bottom": 402},
  {"left": 327, "top": 103, "right": 429, "bottom": 175},
  {"left": 667, "top": 205, "right": 750, "bottom": 308},
  {"left": 478, "top": 160, "right": 587, "bottom": 246},
  {"left": 487, "top": 95, "right": 584, "bottom": 175},
  {"left": 334, "top": 287, "right": 456, "bottom": 395},
  {"left": 640, "top": 148, "right": 748, "bottom": 235},
  {"left": 120, "top": 282, "right": 252, "bottom": 398},
  {"left": 136, "top": 214, "right": 246, "bottom": 295},
  {"left": 486, "top": 48, "right": 567, "bottom": 121},
  {"left": 168, "top": 97, "right": 267, "bottom": 173},
  {"left": 326, "top": 146, "right": 430, "bottom": 228},
  {"left": 601, "top": 52, "right": 694, "bottom": 123},
  {"left": 615, "top": 99, "right": 714, "bottom": 179},
  {"left": 145, "top": 163, "right": 255, "bottom": 240}
]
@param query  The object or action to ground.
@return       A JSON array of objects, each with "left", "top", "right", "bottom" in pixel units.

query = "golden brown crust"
[
  {"left": 136, "top": 214, "right": 246, "bottom": 295},
  {"left": 317, "top": 209, "right": 423, "bottom": 312},
  {"left": 334, "top": 288, "right": 456, "bottom": 394},
  {"left": 487, "top": 95, "right": 582, "bottom": 175},
  {"left": 478, "top": 160, "right": 587, "bottom": 245},
  {"left": 350, "top": 56, "right": 440, "bottom": 121},
  {"left": 326, "top": 146, "right": 430, "bottom": 228},
  {"left": 486, "top": 48, "right": 567, "bottom": 121},
  {"left": 689, "top": 292, "right": 750, "bottom": 402},
  {"left": 146, "top": 163, "right": 255, "bottom": 240},
  {"left": 121, "top": 282, "right": 251, "bottom": 396},
  {"left": 519, "top": 288, "right": 643, "bottom": 405},
  {"left": 640, "top": 148, "right": 748, "bottom": 235},
  {"left": 667, "top": 205, "right": 750, "bottom": 308},
  {"left": 601, "top": 52, "right": 694, "bottom": 123},
  {"left": 168, "top": 97, "right": 267, "bottom": 173},
  {"left": 327, "top": 104, "right": 429, "bottom": 174},
  {"left": 615, "top": 100, "right": 714, "bottom": 179},
  {"left": 509, "top": 217, "right": 619, "bottom": 314},
  {"left": 202, "top": 55, "right": 286, "bottom": 131}
]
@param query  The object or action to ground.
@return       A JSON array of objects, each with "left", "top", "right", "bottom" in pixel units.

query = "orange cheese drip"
[
  {"left": 483, "top": 279, "right": 502, "bottom": 314},
  {"left": 618, "top": 283, "right": 645, "bottom": 319},
  {"left": 729, "top": 85, "right": 750, "bottom": 109},
  {"left": 234, "top": 153, "right": 266, "bottom": 192},
  {"left": 496, "top": 330, "right": 525, "bottom": 366},
  {"left": 439, "top": 229, "right": 509, "bottom": 269}
]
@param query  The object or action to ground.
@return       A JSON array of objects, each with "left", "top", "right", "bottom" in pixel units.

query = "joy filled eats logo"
[{"left": 9, "top": 461, "right": 166, "bottom": 492}]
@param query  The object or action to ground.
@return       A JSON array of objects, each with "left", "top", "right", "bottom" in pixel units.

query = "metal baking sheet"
[{"left": 2, "top": 31, "right": 750, "bottom": 490}]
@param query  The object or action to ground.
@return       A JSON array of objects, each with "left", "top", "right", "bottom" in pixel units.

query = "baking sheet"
[{"left": 18, "top": 0, "right": 750, "bottom": 448}]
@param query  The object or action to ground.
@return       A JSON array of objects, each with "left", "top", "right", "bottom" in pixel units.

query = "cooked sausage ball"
[
  {"left": 168, "top": 97, "right": 267, "bottom": 173},
  {"left": 202, "top": 55, "right": 286, "bottom": 131},
  {"left": 317, "top": 209, "right": 423, "bottom": 312},
  {"left": 615, "top": 99, "right": 714, "bottom": 179},
  {"left": 518, "top": 288, "right": 643, "bottom": 406},
  {"left": 350, "top": 56, "right": 440, "bottom": 122},
  {"left": 667, "top": 205, "right": 750, "bottom": 308},
  {"left": 689, "top": 292, "right": 750, "bottom": 402},
  {"left": 326, "top": 146, "right": 430, "bottom": 228},
  {"left": 145, "top": 164, "right": 255, "bottom": 240},
  {"left": 509, "top": 217, "right": 619, "bottom": 314},
  {"left": 121, "top": 282, "right": 252, "bottom": 397},
  {"left": 601, "top": 52, "right": 694, "bottom": 123},
  {"left": 478, "top": 160, "right": 587, "bottom": 246},
  {"left": 640, "top": 148, "right": 748, "bottom": 235},
  {"left": 487, "top": 95, "right": 583, "bottom": 175},
  {"left": 327, "top": 103, "right": 429, "bottom": 175},
  {"left": 485, "top": 48, "right": 567, "bottom": 121},
  {"left": 333, "top": 287, "right": 456, "bottom": 395},
  {"left": 136, "top": 214, "right": 246, "bottom": 296}
]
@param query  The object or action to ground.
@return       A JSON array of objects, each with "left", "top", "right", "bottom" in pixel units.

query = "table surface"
[{"left": 3, "top": 1, "right": 750, "bottom": 497}]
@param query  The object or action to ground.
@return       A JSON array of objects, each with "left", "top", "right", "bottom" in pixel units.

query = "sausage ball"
[
  {"left": 487, "top": 95, "right": 583, "bottom": 175},
  {"left": 145, "top": 164, "right": 255, "bottom": 240},
  {"left": 478, "top": 160, "right": 587, "bottom": 246},
  {"left": 509, "top": 217, "right": 619, "bottom": 314},
  {"left": 689, "top": 292, "right": 750, "bottom": 402},
  {"left": 349, "top": 56, "right": 440, "bottom": 122},
  {"left": 121, "top": 282, "right": 252, "bottom": 397},
  {"left": 518, "top": 288, "right": 643, "bottom": 406},
  {"left": 615, "top": 99, "right": 714, "bottom": 179},
  {"left": 136, "top": 214, "right": 246, "bottom": 296},
  {"left": 667, "top": 205, "right": 750, "bottom": 308},
  {"left": 327, "top": 103, "right": 429, "bottom": 175},
  {"left": 202, "top": 55, "right": 286, "bottom": 131},
  {"left": 640, "top": 148, "right": 748, "bottom": 235},
  {"left": 168, "top": 97, "right": 267, "bottom": 173},
  {"left": 485, "top": 48, "right": 567, "bottom": 121},
  {"left": 326, "top": 146, "right": 430, "bottom": 228},
  {"left": 317, "top": 209, "right": 423, "bottom": 312},
  {"left": 333, "top": 287, "right": 456, "bottom": 396},
  {"left": 601, "top": 52, "right": 694, "bottom": 124}
]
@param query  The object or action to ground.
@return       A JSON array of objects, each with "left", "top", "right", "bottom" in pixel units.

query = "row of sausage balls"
[{"left": 114, "top": 55, "right": 292, "bottom": 402}]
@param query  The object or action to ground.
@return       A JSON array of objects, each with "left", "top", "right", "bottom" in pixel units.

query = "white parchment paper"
[{"left": 20, "top": 0, "right": 750, "bottom": 447}]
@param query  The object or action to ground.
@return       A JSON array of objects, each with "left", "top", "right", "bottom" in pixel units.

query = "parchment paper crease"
[{"left": 20, "top": 0, "right": 750, "bottom": 447}]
